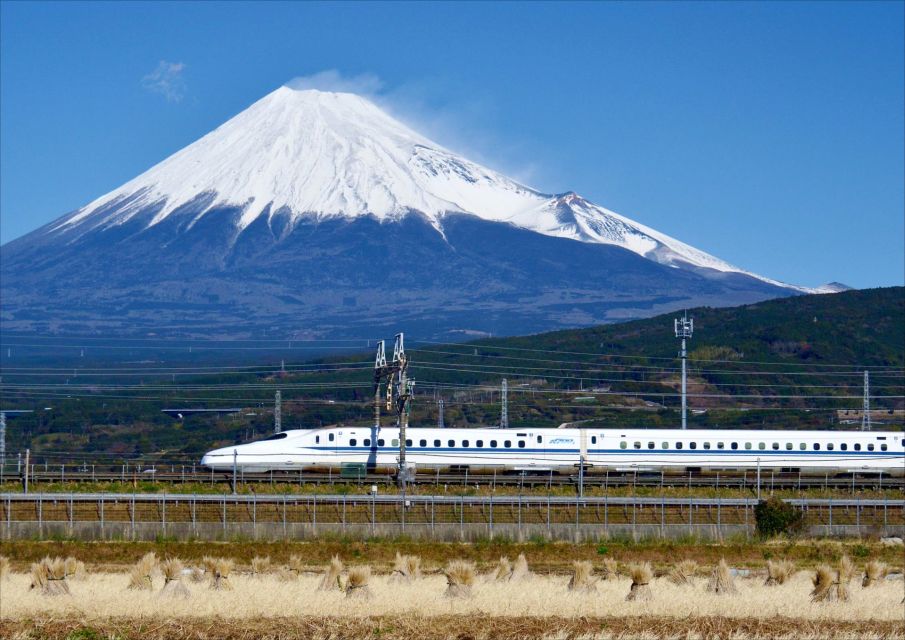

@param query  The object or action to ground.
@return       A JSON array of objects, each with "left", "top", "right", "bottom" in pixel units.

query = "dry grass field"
[{"left": 1, "top": 558, "right": 903, "bottom": 639}]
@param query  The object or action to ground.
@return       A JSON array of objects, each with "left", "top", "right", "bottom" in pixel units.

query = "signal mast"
[{"left": 674, "top": 313, "right": 693, "bottom": 430}]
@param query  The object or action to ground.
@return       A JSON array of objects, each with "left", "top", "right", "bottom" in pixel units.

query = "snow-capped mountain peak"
[{"left": 53, "top": 85, "right": 806, "bottom": 291}]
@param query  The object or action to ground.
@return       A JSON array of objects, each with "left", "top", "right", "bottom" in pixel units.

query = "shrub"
[{"left": 754, "top": 497, "right": 803, "bottom": 538}]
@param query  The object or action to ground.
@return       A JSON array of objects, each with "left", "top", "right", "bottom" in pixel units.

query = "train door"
[{"left": 579, "top": 429, "right": 588, "bottom": 467}]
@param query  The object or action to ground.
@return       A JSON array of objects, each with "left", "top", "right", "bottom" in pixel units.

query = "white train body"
[{"left": 201, "top": 426, "right": 905, "bottom": 476}]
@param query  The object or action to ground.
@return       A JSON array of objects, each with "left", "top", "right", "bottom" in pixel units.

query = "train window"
[
  {"left": 745, "top": 443, "right": 752, "bottom": 450},
  {"left": 731, "top": 442, "right": 738, "bottom": 450},
  {"left": 392, "top": 439, "right": 399, "bottom": 447},
  {"left": 717, "top": 442, "right": 725, "bottom": 450},
  {"left": 689, "top": 442, "right": 697, "bottom": 450},
  {"left": 329, "top": 433, "right": 335, "bottom": 442},
  {"left": 315, "top": 436, "right": 320, "bottom": 444},
  {"left": 477, "top": 440, "right": 484, "bottom": 448},
  {"left": 434, "top": 439, "right": 441, "bottom": 447},
  {"left": 813, "top": 443, "right": 820, "bottom": 450},
  {"left": 620, "top": 441, "right": 628, "bottom": 449},
  {"left": 840, "top": 443, "right": 847, "bottom": 451},
  {"left": 799, "top": 443, "right": 806, "bottom": 450},
  {"left": 662, "top": 442, "right": 669, "bottom": 449},
  {"left": 539, "top": 435, "right": 544, "bottom": 443},
  {"left": 463, "top": 440, "right": 469, "bottom": 447},
  {"left": 491, "top": 440, "right": 498, "bottom": 447},
  {"left": 703, "top": 442, "right": 711, "bottom": 450},
  {"left": 420, "top": 439, "right": 427, "bottom": 447},
  {"left": 758, "top": 443, "right": 766, "bottom": 450},
  {"left": 881, "top": 444, "right": 888, "bottom": 451},
  {"left": 827, "top": 443, "right": 834, "bottom": 451},
  {"left": 590, "top": 436, "right": 596, "bottom": 444},
  {"left": 786, "top": 443, "right": 793, "bottom": 450},
  {"left": 448, "top": 440, "right": 455, "bottom": 447},
  {"left": 350, "top": 439, "right": 357, "bottom": 446},
  {"left": 406, "top": 439, "right": 412, "bottom": 447},
  {"left": 676, "top": 442, "right": 683, "bottom": 450},
  {"left": 854, "top": 443, "right": 861, "bottom": 451},
  {"left": 504, "top": 440, "right": 512, "bottom": 448},
  {"left": 867, "top": 443, "right": 875, "bottom": 451},
  {"left": 378, "top": 439, "right": 385, "bottom": 447},
  {"left": 648, "top": 442, "right": 655, "bottom": 449},
  {"left": 633, "top": 441, "right": 641, "bottom": 449},
  {"left": 364, "top": 439, "right": 371, "bottom": 447},
  {"left": 518, "top": 441, "right": 526, "bottom": 448},
  {"left": 772, "top": 443, "right": 779, "bottom": 450},
  {"left": 262, "top": 433, "right": 288, "bottom": 441}
]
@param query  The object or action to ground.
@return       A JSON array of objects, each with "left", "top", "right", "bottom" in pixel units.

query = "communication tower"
[{"left": 674, "top": 313, "right": 693, "bottom": 430}]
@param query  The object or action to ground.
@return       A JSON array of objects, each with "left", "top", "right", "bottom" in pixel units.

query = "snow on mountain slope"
[{"left": 54, "top": 85, "right": 800, "bottom": 289}]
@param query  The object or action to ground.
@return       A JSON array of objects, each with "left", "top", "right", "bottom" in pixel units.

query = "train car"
[{"left": 200, "top": 425, "right": 905, "bottom": 477}]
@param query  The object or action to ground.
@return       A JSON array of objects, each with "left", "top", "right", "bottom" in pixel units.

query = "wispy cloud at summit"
[{"left": 142, "top": 60, "right": 187, "bottom": 102}]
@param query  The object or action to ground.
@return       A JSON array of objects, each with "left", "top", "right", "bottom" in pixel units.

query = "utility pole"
[
  {"left": 274, "top": 390, "right": 282, "bottom": 434},
  {"left": 500, "top": 378, "right": 509, "bottom": 429},
  {"left": 373, "top": 334, "right": 412, "bottom": 491},
  {"left": 861, "top": 370, "right": 871, "bottom": 431},
  {"left": 0, "top": 411, "right": 6, "bottom": 477},
  {"left": 674, "top": 313, "right": 693, "bottom": 430},
  {"left": 437, "top": 398, "right": 445, "bottom": 429}
]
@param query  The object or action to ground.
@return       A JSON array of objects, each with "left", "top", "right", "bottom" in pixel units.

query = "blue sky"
[{"left": 1, "top": 1, "right": 902, "bottom": 289}]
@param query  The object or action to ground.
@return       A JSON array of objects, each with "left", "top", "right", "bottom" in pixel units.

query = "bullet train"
[{"left": 201, "top": 426, "right": 905, "bottom": 476}]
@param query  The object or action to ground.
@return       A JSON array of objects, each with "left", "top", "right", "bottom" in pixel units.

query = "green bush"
[{"left": 754, "top": 496, "right": 804, "bottom": 538}]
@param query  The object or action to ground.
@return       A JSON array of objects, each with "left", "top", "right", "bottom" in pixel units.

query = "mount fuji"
[{"left": 1, "top": 86, "right": 815, "bottom": 339}]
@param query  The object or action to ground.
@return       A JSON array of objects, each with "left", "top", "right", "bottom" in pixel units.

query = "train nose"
[{"left": 200, "top": 447, "right": 233, "bottom": 470}]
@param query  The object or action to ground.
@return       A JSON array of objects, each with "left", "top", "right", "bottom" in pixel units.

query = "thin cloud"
[
  {"left": 284, "top": 70, "right": 383, "bottom": 95},
  {"left": 142, "top": 60, "right": 187, "bottom": 103}
]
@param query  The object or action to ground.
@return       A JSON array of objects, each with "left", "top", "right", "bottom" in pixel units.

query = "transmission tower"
[
  {"left": 274, "top": 390, "right": 282, "bottom": 434},
  {"left": 674, "top": 313, "right": 694, "bottom": 430},
  {"left": 500, "top": 378, "right": 509, "bottom": 429},
  {"left": 438, "top": 398, "right": 445, "bottom": 429},
  {"left": 861, "top": 370, "right": 871, "bottom": 431}
]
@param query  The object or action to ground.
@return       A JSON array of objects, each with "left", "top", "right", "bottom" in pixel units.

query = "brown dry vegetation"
[
  {"left": 3, "top": 538, "right": 903, "bottom": 574},
  {"left": 1, "top": 614, "right": 904, "bottom": 640}
]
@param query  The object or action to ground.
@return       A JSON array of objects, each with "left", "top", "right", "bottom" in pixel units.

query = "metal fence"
[{"left": 2, "top": 493, "right": 902, "bottom": 542}]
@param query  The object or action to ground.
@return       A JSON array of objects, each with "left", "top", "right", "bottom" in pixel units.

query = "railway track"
[{"left": 4, "top": 467, "right": 903, "bottom": 491}]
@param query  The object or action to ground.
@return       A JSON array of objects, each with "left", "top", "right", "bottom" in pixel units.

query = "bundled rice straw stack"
[
  {"left": 159, "top": 558, "right": 190, "bottom": 599},
  {"left": 318, "top": 555, "right": 344, "bottom": 591},
  {"left": 64, "top": 557, "right": 87, "bottom": 581},
  {"left": 811, "top": 555, "right": 854, "bottom": 603},
  {"left": 706, "top": 558, "right": 738, "bottom": 595},
  {"left": 668, "top": 560, "right": 697, "bottom": 586},
  {"left": 30, "top": 557, "right": 70, "bottom": 596},
  {"left": 764, "top": 560, "right": 795, "bottom": 586},
  {"left": 345, "top": 566, "right": 372, "bottom": 600},
  {"left": 278, "top": 555, "right": 305, "bottom": 582},
  {"left": 509, "top": 553, "right": 531, "bottom": 581},
  {"left": 127, "top": 552, "right": 158, "bottom": 591},
  {"left": 488, "top": 556, "right": 512, "bottom": 582},
  {"left": 862, "top": 560, "right": 888, "bottom": 588},
  {"left": 0, "top": 555, "right": 10, "bottom": 581},
  {"left": 625, "top": 562, "right": 653, "bottom": 602},
  {"left": 444, "top": 560, "right": 476, "bottom": 599},
  {"left": 210, "top": 558, "right": 234, "bottom": 591},
  {"left": 601, "top": 558, "right": 619, "bottom": 581},
  {"left": 567, "top": 560, "right": 596, "bottom": 593},
  {"left": 389, "top": 552, "right": 421, "bottom": 583},
  {"left": 250, "top": 555, "right": 271, "bottom": 577}
]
